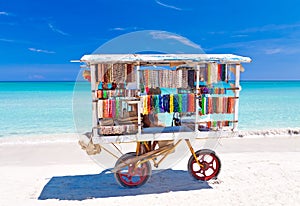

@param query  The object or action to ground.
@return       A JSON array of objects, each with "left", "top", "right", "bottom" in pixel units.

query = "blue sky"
[{"left": 1, "top": 0, "right": 300, "bottom": 81}]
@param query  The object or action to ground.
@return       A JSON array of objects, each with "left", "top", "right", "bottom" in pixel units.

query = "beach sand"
[{"left": 1, "top": 135, "right": 300, "bottom": 206}]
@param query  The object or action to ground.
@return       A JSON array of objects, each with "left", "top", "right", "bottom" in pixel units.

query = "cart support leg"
[
  {"left": 136, "top": 142, "right": 140, "bottom": 155},
  {"left": 185, "top": 139, "right": 204, "bottom": 168}
]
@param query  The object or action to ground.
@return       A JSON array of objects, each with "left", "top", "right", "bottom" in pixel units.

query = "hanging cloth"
[
  {"left": 181, "top": 94, "right": 188, "bottom": 112},
  {"left": 178, "top": 94, "right": 182, "bottom": 112},
  {"left": 188, "top": 70, "right": 195, "bottom": 88},
  {"left": 108, "top": 99, "right": 112, "bottom": 118},
  {"left": 147, "top": 95, "right": 151, "bottom": 114},
  {"left": 178, "top": 70, "right": 183, "bottom": 88},
  {"left": 212, "top": 97, "right": 218, "bottom": 114},
  {"left": 163, "top": 95, "right": 170, "bottom": 113},
  {"left": 98, "top": 100, "right": 103, "bottom": 118},
  {"left": 218, "top": 64, "right": 222, "bottom": 82},
  {"left": 173, "top": 94, "right": 179, "bottom": 112},
  {"left": 154, "top": 95, "right": 160, "bottom": 113},
  {"left": 159, "top": 95, "right": 164, "bottom": 112},
  {"left": 170, "top": 94, "right": 174, "bottom": 113},
  {"left": 227, "top": 97, "right": 235, "bottom": 113},
  {"left": 207, "top": 64, "right": 211, "bottom": 85},
  {"left": 97, "top": 90, "right": 103, "bottom": 99},
  {"left": 222, "top": 64, "right": 226, "bottom": 81},
  {"left": 201, "top": 96, "right": 206, "bottom": 115},
  {"left": 211, "top": 63, "right": 218, "bottom": 84},
  {"left": 188, "top": 94, "right": 195, "bottom": 112},
  {"left": 103, "top": 90, "right": 107, "bottom": 99},
  {"left": 143, "top": 96, "right": 148, "bottom": 115},
  {"left": 208, "top": 97, "right": 213, "bottom": 114},
  {"left": 111, "top": 99, "right": 116, "bottom": 118},
  {"left": 150, "top": 95, "right": 154, "bottom": 111},
  {"left": 115, "top": 98, "right": 120, "bottom": 118},
  {"left": 102, "top": 100, "right": 108, "bottom": 118}
]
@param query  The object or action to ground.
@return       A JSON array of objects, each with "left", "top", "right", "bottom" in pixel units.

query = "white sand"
[{"left": 0, "top": 135, "right": 300, "bottom": 206}]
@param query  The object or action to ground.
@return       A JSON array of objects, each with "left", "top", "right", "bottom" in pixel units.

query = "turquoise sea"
[{"left": 0, "top": 81, "right": 299, "bottom": 138}]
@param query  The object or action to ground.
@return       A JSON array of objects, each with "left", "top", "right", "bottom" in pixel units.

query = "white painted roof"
[{"left": 80, "top": 54, "right": 252, "bottom": 65}]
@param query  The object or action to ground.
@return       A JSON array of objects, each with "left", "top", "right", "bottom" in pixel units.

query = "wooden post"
[
  {"left": 90, "top": 64, "right": 98, "bottom": 138},
  {"left": 233, "top": 64, "right": 240, "bottom": 131},
  {"left": 195, "top": 64, "right": 200, "bottom": 132},
  {"left": 136, "top": 63, "right": 142, "bottom": 136}
]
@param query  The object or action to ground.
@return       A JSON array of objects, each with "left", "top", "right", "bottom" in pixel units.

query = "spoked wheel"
[
  {"left": 114, "top": 152, "right": 152, "bottom": 188},
  {"left": 188, "top": 149, "right": 221, "bottom": 181}
]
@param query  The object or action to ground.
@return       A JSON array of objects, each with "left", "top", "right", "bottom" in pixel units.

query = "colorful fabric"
[
  {"left": 115, "top": 98, "right": 120, "bottom": 118},
  {"left": 178, "top": 94, "right": 182, "bottom": 112},
  {"left": 201, "top": 96, "right": 236, "bottom": 114},
  {"left": 181, "top": 94, "right": 188, "bottom": 112},
  {"left": 207, "top": 64, "right": 211, "bottom": 85},
  {"left": 187, "top": 93, "right": 195, "bottom": 112},
  {"left": 143, "top": 96, "right": 148, "bottom": 115},
  {"left": 201, "top": 96, "right": 206, "bottom": 115},
  {"left": 174, "top": 94, "right": 179, "bottom": 112},
  {"left": 170, "top": 94, "right": 174, "bottom": 113},
  {"left": 163, "top": 95, "right": 170, "bottom": 113},
  {"left": 111, "top": 99, "right": 116, "bottom": 118},
  {"left": 98, "top": 100, "right": 103, "bottom": 118}
]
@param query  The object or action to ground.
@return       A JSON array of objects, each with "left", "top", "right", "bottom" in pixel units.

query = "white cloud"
[
  {"left": 28, "top": 48, "right": 55, "bottom": 54},
  {"left": 28, "top": 74, "right": 45, "bottom": 80},
  {"left": 231, "top": 34, "right": 249, "bottom": 38},
  {"left": 111, "top": 27, "right": 125, "bottom": 31},
  {"left": 208, "top": 23, "right": 300, "bottom": 38},
  {"left": 110, "top": 27, "right": 141, "bottom": 31},
  {"left": 208, "top": 31, "right": 226, "bottom": 35},
  {"left": 48, "top": 23, "right": 69, "bottom": 36},
  {"left": 0, "top": 38, "right": 14, "bottom": 42},
  {"left": 265, "top": 48, "right": 282, "bottom": 55},
  {"left": 238, "top": 23, "right": 300, "bottom": 33},
  {"left": 0, "top": 11, "right": 9, "bottom": 16},
  {"left": 155, "top": 0, "right": 182, "bottom": 11},
  {"left": 150, "top": 31, "right": 201, "bottom": 49},
  {"left": 207, "top": 37, "right": 300, "bottom": 55}
]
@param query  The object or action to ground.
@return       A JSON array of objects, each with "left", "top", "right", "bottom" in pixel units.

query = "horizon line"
[{"left": 1, "top": 79, "right": 300, "bottom": 83}]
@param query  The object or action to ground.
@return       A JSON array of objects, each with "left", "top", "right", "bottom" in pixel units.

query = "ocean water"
[
  {"left": 0, "top": 82, "right": 77, "bottom": 137},
  {"left": 239, "top": 81, "right": 300, "bottom": 130},
  {"left": 0, "top": 81, "right": 299, "bottom": 138}
]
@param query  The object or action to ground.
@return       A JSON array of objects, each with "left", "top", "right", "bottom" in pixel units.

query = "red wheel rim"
[
  {"left": 190, "top": 153, "right": 220, "bottom": 181},
  {"left": 117, "top": 162, "right": 149, "bottom": 187}
]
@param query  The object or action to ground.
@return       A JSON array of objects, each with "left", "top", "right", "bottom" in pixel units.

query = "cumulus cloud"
[
  {"left": 28, "top": 48, "right": 55, "bottom": 54},
  {"left": 155, "top": 0, "right": 182, "bottom": 11},
  {"left": 48, "top": 23, "right": 69, "bottom": 36},
  {"left": 150, "top": 31, "right": 201, "bottom": 49}
]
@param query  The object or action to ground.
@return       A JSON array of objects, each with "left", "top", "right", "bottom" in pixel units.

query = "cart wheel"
[
  {"left": 187, "top": 149, "right": 221, "bottom": 181},
  {"left": 114, "top": 152, "right": 152, "bottom": 188}
]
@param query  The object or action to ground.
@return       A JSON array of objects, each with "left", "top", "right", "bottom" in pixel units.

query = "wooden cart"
[{"left": 77, "top": 54, "right": 251, "bottom": 187}]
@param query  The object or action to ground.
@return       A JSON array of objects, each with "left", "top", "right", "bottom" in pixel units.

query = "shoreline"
[{"left": 1, "top": 128, "right": 300, "bottom": 145}]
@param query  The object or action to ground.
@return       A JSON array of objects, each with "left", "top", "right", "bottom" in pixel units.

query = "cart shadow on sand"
[{"left": 38, "top": 169, "right": 212, "bottom": 201}]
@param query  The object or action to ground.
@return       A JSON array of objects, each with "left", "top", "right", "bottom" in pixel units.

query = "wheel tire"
[
  {"left": 187, "top": 149, "right": 221, "bottom": 181},
  {"left": 114, "top": 152, "right": 152, "bottom": 188}
]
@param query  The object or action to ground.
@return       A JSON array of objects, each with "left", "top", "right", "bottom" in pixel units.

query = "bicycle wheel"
[
  {"left": 187, "top": 149, "right": 221, "bottom": 181},
  {"left": 114, "top": 152, "right": 152, "bottom": 188}
]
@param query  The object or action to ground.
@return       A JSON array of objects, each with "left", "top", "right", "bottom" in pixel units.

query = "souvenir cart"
[{"left": 78, "top": 53, "right": 251, "bottom": 187}]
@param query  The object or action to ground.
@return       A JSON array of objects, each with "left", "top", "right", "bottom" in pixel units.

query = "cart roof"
[{"left": 79, "top": 54, "right": 251, "bottom": 65}]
